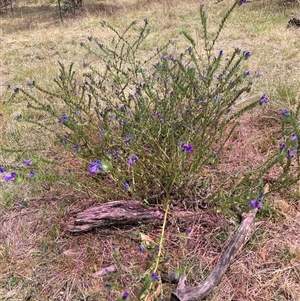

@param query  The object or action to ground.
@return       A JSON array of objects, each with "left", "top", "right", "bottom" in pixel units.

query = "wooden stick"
[{"left": 170, "top": 209, "right": 257, "bottom": 301}]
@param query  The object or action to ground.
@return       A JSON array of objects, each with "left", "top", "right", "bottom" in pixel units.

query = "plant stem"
[{"left": 154, "top": 200, "right": 170, "bottom": 272}]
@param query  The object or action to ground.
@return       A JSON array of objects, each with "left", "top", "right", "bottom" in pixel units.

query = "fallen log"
[
  {"left": 170, "top": 209, "right": 257, "bottom": 301},
  {"left": 67, "top": 200, "right": 164, "bottom": 232}
]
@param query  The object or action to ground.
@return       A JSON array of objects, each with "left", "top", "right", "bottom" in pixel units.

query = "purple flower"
[
  {"left": 17, "top": 200, "right": 23, "bottom": 208},
  {"left": 113, "top": 150, "right": 120, "bottom": 157},
  {"left": 243, "top": 50, "right": 251, "bottom": 58},
  {"left": 28, "top": 171, "right": 35, "bottom": 178},
  {"left": 257, "top": 192, "right": 264, "bottom": 202},
  {"left": 105, "top": 283, "right": 111, "bottom": 289},
  {"left": 3, "top": 172, "right": 17, "bottom": 182},
  {"left": 256, "top": 202, "right": 262, "bottom": 210},
  {"left": 254, "top": 71, "right": 262, "bottom": 77},
  {"left": 152, "top": 112, "right": 160, "bottom": 118},
  {"left": 260, "top": 94, "right": 268, "bottom": 105},
  {"left": 249, "top": 200, "right": 262, "bottom": 209},
  {"left": 169, "top": 54, "right": 175, "bottom": 61},
  {"left": 0, "top": 166, "right": 5, "bottom": 173},
  {"left": 279, "top": 142, "right": 286, "bottom": 150},
  {"left": 249, "top": 192, "right": 263, "bottom": 209},
  {"left": 291, "top": 133, "right": 298, "bottom": 142},
  {"left": 151, "top": 272, "right": 159, "bottom": 281},
  {"left": 172, "top": 272, "right": 180, "bottom": 281},
  {"left": 135, "top": 86, "right": 141, "bottom": 97},
  {"left": 14, "top": 115, "right": 21, "bottom": 121},
  {"left": 87, "top": 35, "right": 92, "bottom": 41},
  {"left": 287, "top": 150, "right": 296, "bottom": 158},
  {"left": 185, "top": 228, "right": 191, "bottom": 235},
  {"left": 124, "top": 183, "right": 130, "bottom": 191},
  {"left": 23, "top": 159, "right": 32, "bottom": 166},
  {"left": 72, "top": 145, "right": 79, "bottom": 153},
  {"left": 58, "top": 115, "right": 69, "bottom": 123},
  {"left": 89, "top": 160, "right": 102, "bottom": 174},
  {"left": 281, "top": 109, "right": 289, "bottom": 116},
  {"left": 128, "top": 155, "right": 138, "bottom": 165},
  {"left": 125, "top": 133, "right": 131, "bottom": 143},
  {"left": 245, "top": 71, "right": 250, "bottom": 76},
  {"left": 240, "top": 0, "right": 247, "bottom": 3},
  {"left": 219, "top": 50, "right": 223, "bottom": 57},
  {"left": 181, "top": 142, "right": 193, "bottom": 153},
  {"left": 144, "top": 18, "right": 148, "bottom": 24},
  {"left": 122, "top": 290, "right": 130, "bottom": 300},
  {"left": 138, "top": 245, "right": 145, "bottom": 252}
]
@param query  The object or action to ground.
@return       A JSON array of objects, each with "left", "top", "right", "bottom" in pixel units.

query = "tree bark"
[
  {"left": 170, "top": 209, "right": 257, "bottom": 301},
  {"left": 57, "top": 0, "right": 63, "bottom": 23},
  {"left": 67, "top": 200, "right": 164, "bottom": 233}
]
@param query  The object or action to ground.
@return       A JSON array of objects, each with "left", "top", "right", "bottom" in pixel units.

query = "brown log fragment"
[
  {"left": 67, "top": 200, "right": 164, "bottom": 233},
  {"left": 170, "top": 209, "right": 257, "bottom": 301}
]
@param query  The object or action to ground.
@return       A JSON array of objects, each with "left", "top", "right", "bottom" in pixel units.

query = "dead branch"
[
  {"left": 170, "top": 209, "right": 257, "bottom": 301},
  {"left": 67, "top": 200, "right": 164, "bottom": 233}
]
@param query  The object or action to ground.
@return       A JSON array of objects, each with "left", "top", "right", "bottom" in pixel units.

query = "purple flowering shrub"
[{"left": 4, "top": 0, "right": 300, "bottom": 213}]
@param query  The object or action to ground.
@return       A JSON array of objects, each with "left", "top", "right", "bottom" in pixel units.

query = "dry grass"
[
  {"left": 0, "top": 191, "right": 299, "bottom": 300},
  {"left": 1, "top": 0, "right": 300, "bottom": 300}
]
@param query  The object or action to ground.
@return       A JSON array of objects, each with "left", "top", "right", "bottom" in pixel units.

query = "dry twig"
[{"left": 170, "top": 209, "right": 257, "bottom": 301}]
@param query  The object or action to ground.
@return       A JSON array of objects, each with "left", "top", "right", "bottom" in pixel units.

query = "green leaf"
[{"left": 102, "top": 160, "right": 113, "bottom": 172}]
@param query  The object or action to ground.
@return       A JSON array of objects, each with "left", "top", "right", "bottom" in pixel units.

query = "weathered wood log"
[
  {"left": 67, "top": 200, "right": 164, "bottom": 233},
  {"left": 170, "top": 209, "right": 257, "bottom": 301}
]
